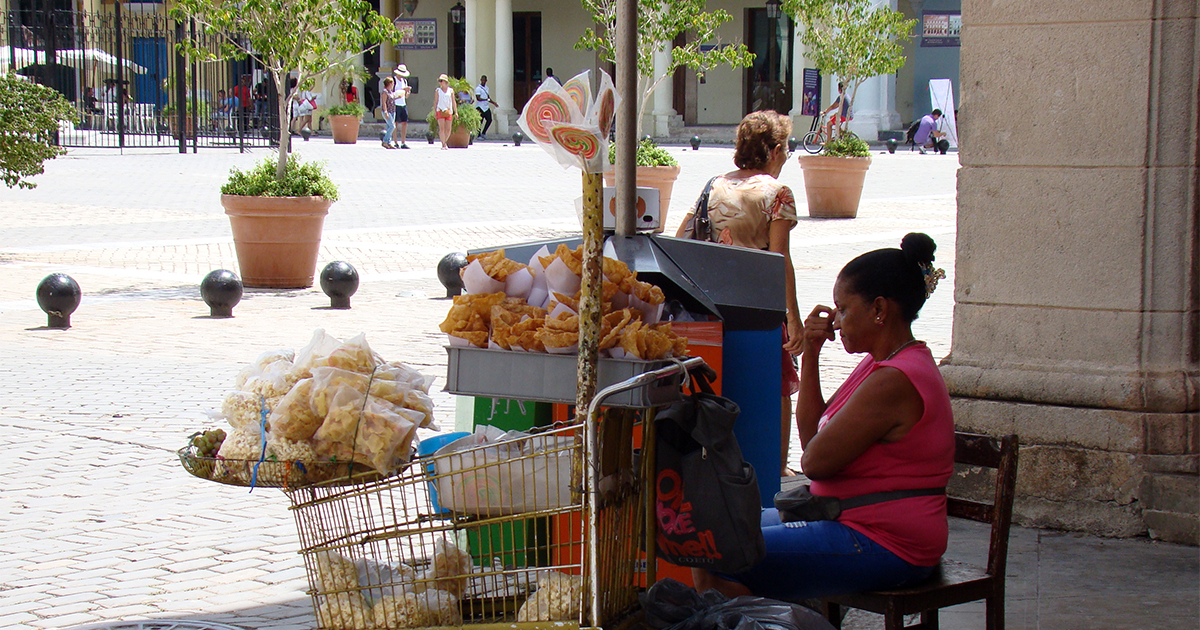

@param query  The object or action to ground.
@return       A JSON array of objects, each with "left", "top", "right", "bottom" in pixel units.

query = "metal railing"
[{"left": 4, "top": 4, "right": 280, "bottom": 152}]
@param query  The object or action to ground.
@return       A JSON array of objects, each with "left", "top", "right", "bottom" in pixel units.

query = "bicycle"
[{"left": 801, "top": 112, "right": 831, "bottom": 154}]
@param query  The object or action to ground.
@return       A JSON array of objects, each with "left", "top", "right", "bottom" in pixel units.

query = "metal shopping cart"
[{"left": 285, "top": 352, "right": 707, "bottom": 630}]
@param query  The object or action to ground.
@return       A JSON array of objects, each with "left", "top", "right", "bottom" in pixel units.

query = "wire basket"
[
  {"left": 284, "top": 422, "right": 614, "bottom": 629},
  {"left": 177, "top": 445, "right": 388, "bottom": 489}
]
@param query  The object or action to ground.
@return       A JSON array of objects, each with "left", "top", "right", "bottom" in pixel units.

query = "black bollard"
[
  {"left": 437, "top": 252, "right": 468, "bottom": 297},
  {"left": 690, "top": 136, "right": 701, "bottom": 151},
  {"left": 36, "top": 273, "right": 81, "bottom": 329},
  {"left": 320, "top": 261, "right": 360, "bottom": 309},
  {"left": 788, "top": 137, "right": 799, "bottom": 152},
  {"left": 512, "top": 131, "right": 523, "bottom": 147},
  {"left": 301, "top": 127, "right": 311, "bottom": 142},
  {"left": 886, "top": 138, "right": 898, "bottom": 154},
  {"left": 426, "top": 130, "right": 436, "bottom": 145},
  {"left": 200, "top": 269, "right": 243, "bottom": 318}
]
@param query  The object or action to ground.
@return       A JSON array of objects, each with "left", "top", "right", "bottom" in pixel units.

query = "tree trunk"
[
  {"left": 276, "top": 74, "right": 290, "bottom": 181},
  {"left": 576, "top": 172, "right": 604, "bottom": 416}
]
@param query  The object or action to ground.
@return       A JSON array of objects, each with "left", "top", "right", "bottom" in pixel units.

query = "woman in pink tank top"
[{"left": 694, "top": 233, "right": 953, "bottom": 601}]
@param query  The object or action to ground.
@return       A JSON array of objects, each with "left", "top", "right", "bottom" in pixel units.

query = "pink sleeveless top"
[{"left": 809, "top": 344, "right": 955, "bottom": 566}]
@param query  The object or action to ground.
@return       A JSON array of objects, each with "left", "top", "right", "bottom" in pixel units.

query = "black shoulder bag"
[
  {"left": 654, "top": 370, "right": 765, "bottom": 574},
  {"left": 678, "top": 176, "right": 718, "bottom": 242}
]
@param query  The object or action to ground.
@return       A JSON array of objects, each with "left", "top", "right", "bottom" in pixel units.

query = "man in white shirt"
[
  {"left": 391, "top": 65, "right": 412, "bottom": 148},
  {"left": 474, "top": 75, "right": 497, "bottom": 141}
]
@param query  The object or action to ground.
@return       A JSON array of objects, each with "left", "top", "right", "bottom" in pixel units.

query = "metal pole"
[
  {"left": 189, "top": 18, "right": 197, "bottom": 153},
  {"left": 114, "top": 0, "right": 125, "bottom": 150},
  {"left": 577, "top": 170, "right": 604, "bottom": 417},
  {"left": 614, "top": 0, "right": 637, "bottom": 236},
  {"left": 174, "top": 19, "right": 186, "bottom": 153}
]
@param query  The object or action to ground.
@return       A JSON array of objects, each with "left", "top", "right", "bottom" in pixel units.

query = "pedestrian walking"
[
  {"left": 380, "top": 77, "right": 404, "bottom": 149},
  {"left": 474, "top": 75, "right": 497, "bottom": 140}
]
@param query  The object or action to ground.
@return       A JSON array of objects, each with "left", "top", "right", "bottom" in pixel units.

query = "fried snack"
[
  {"left": 467, "top": 249, "right": 528, "bottom": 281},
  {"left": 537, "top": 312, "right": 580, "bottom": 349},
  {"left": 448, "top": 330, "right": 489, "bottom": 348},
  {"left": 653, "top": 323, "right": 690, "bottom": 357},
  {"left": 538, "top": 243, "right": 584, "bottom": 275},
  {"left": 550, "top": 292, "right": 579, "bottom": 312},
  {"left": 601, "top": 257, "right": 634, "bottom": 284},
  {"left": 439, "top": 292, "right": 507, "bottom": 334},
  {"left": 618, "top": 321, "right": 675, "bottom": 360},
  {"left": 599, "top": 308, "right": 635, "bottom": 350},
  {"left": 510, "top": 317, "right": 546, "bottom": 352},
  {"left": 629, "top": 279, "right": 666, "bottom": 305}
]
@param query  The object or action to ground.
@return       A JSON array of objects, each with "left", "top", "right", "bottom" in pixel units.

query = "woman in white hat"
[{"left": 434, "top": 73, "right": 456, "bottom": 150}]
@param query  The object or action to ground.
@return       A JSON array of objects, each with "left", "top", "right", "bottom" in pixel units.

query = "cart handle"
[{"left": 585, "top": 356, "right": 706, "bottom": 422}]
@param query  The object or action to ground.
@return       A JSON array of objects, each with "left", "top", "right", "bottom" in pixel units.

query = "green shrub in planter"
[
  {"left": 823, "top": 132, "right": 870, "bottom": 158},
  {"left": 326, "top": 102, "right": 367, "bottom": 119},
  {"left": 222, "top": 154, "right": 339, "bottom": 199},
  {"left": 608, "top": 138, "right": 678, "bottom": 167}
]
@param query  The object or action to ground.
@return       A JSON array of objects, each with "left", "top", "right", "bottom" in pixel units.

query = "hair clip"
[{"left": 919, "top": 262, "right": 946, "bottom": 299}]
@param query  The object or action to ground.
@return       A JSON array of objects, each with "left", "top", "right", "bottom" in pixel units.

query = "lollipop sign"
[{"left": 518, "top": 69, "right": 619, "bottom": 174}]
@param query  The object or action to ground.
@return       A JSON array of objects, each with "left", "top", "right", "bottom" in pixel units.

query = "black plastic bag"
[{"left": 642, "top": 579, "right": 835, "bottom": 630}]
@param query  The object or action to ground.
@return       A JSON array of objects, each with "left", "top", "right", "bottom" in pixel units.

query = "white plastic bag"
[{"left": 432, "top": 426, "right": 575, "bottom": 516}]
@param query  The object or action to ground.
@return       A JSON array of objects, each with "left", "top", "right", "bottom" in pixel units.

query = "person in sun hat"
[
  {"left": 434, "top": 73, "right": 456, "bottom": 150},
  {"left": 387, "top": 64, "right": 413, "bottom": 148}
]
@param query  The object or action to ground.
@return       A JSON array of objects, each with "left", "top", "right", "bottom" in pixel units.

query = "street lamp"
[
  {"left": 765, "top": 0, "right": 782, "bottom": 20},
  {"left": 401, "top": 0, "right": 418, "bottom": 17},
  {"left": 450, "top": 2, "right": 464, "bottom": 23}
]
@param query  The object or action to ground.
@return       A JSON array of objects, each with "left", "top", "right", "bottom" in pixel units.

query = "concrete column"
[
  {"left": 381, "top": 0, "right": 398, "bottom": 69},
  {"left": 651, "top": 47, "right": 674, "bottom": 137},
  {"left": 943, "top": 0, "right": 1199, "bottom": 544},
  {"left": 788, "top": 26, "right": 807, "bottom": 131},
  {"left": 465, "top": 0, "right": 478, "bottom": 83},
  {"left": 493, "top": 0, "right": 515, "bottom": 135},
  {"left": 845, "top": 73, "right": 900, "bottom": 141}
]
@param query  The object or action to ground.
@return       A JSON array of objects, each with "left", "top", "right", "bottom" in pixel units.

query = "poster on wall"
[
  {"left": 921, "top": 11, "right": 961, "bottom": 47},
  {"left": 801, "top": 68, "right": 821, "bottom": 116},
  {"left": 393, "top": 18, "right": 437, "bottom": 50}
]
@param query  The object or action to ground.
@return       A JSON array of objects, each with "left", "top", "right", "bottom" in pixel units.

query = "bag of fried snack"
[
  {"left": 291, "top": 328, "right": 343, "bottom": 380},
  {"left": 310, "top": 332, "right": 383, "bottom": 374},
  {"left": 310, "top": 366, "right": 434, "bottom": 429},
  {"left": 536, "top": 312, "right": 580, "bottom": 354},
  {"left": 440, "top": 292, "right": 507, "bottom": 348},
  {"left": 268, "top": 377, "right": 323, "bottom": 440},
  {"left": 312, "top": 385, "right": 422, "bottom": 474}
]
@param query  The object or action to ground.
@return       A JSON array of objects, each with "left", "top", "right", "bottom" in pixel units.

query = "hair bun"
[{"left": 900, "top": 232, "right": 937, "bottom": 266}]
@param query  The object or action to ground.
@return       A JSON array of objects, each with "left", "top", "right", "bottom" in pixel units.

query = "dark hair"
[
  {"left": 932, "top": 109, "right": 942, "bottom": 116},
  {"left": 838, "top": 233, "right": 938, "bottom": 322},
  {"left": 733, "top": 110, "right": 791, "bottom": 170}
]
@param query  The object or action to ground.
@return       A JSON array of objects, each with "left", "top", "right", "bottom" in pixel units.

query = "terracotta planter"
[
  {"left": 330, "top": 115, "right": 360, "bottom": 144},
  {"left": 603, "top": 164, "right": 682, "bottom": 233},
  {"left": 221, "top": 194, "right": 332, "bottom": 289},
  {"left": 796, "top": 154, "right": 872, "bottom": 218},
  {"left": 447, "top": 127, "right": 471, "bottom": 148}
]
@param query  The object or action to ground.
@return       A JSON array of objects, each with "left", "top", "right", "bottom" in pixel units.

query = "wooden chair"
[{"left": 823, "top": 431, "right": 1020, "bottom": 630}]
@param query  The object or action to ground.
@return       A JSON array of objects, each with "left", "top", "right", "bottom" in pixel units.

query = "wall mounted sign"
[
  {"left": 921, "top": 12, "right": 961, "bottom": 47},
  {"left": 801, "top": 68, "right": 821, "bottom": 116},
  {"left": 393, "top": 18, "right": 437, "bottom": 50}
]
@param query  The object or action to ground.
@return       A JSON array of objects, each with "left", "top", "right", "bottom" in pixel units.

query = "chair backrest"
[{"left": 947, "top": 432, "right": 1019, "bottom": 580}]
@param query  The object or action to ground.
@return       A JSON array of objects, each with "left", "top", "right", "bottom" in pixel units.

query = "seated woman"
[{"left": 694, "top": 233, "right": 954, "bottom": 601}]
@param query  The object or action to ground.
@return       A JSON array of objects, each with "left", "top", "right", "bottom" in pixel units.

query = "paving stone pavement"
[{"left": 0, "top": 140, "right": 1194, "bottom": 630}]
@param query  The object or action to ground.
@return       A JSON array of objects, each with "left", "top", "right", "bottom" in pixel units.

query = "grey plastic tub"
[{"left": 444, "top": 346, "right": 685, "bottom": 408}]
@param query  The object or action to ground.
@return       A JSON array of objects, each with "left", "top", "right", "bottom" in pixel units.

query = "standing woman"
[
  {"left": 434, "top": 74, "right": 457, "bottom": 150},
  {"left": 675, "top": 110, "right": 803, "bottom": 475}
]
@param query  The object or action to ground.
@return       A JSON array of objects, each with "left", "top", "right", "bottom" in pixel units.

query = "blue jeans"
[
  {"left": 383, "top": 111, "right": 396, "bottom": 141},
  {"left": 718, "top": 509, "right": 936, "bottom": 600}
]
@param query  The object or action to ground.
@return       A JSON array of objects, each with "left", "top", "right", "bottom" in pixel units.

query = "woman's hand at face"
[{"left": 802, "top": 305, "right": 836, "bottom": 356}]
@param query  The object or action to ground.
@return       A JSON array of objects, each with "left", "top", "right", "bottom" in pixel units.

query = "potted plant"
[
  {"left": 602, "top": 138, "right": 681, "bottom": 231},
  {"left": 171, "top": 0, "right": 400, "bottom": 287},
  {"left": 0, "top": 73, "right": 74, "bottom": 190},
  {"left": 220, "top": 155, "right": 339, "bottom": 288},
  {"left": 784, "top": 0, "right": 913, "bottom": 218},
  {"left": 424, "top": 77, "right": 483, "bottom": 148},
  {"left": 325, "top": 101, "right": 367, "bottom": 144}
]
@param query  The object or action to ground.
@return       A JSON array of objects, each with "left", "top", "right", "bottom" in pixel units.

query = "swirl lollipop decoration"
[
  {"left": 523, "top": 91, "right": 573, "bottom": 144},
  {"left": 562, "top": 76, "right": 591, "bottom": 113},
  {"left": 597, "top": 90, "right": 616, "bottom": 138},
  {"left": 551, "top": 124, "right": 601, "bottom": 162}
]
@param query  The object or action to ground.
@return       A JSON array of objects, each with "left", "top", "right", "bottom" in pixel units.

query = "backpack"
[{"left": 905, "top": 120, "right": 921, "bottom": 146}]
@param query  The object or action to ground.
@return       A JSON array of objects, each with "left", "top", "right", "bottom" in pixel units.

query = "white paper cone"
[
  {"left": 447, "top": 334, "right": 474, "bottom": 348},
  {"left": 629, "top": 294, "right": 665, "bottom": 324},
  {"left": 546, "top": 343, "right": 579, "bottom": 355},
  {"left": 544, "top": 258, "right": 582, "bottom": 296},
  {"left": 548, "top": 302, "right": 577, "bottom": 320},
  {"left": 528, "top": 245, "right": 551, "bottom": 277},
  {"left": 608, "top": 347, "right": 628, "bottom": 360},
  {"left": 505, "top": 268, "right": 534, "bottom": 299},
  {"left": 461, "top": 260, "right": 506, "bottom": 295},
  {"left": 528, "top": 285, "right": 549, "bottom": 310}
]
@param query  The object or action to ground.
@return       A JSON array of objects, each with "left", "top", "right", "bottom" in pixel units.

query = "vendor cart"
[{"left": 284, "top": 352, "right": 707, "bottom": 630}]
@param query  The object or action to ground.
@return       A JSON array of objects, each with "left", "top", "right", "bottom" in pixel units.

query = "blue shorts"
[{"left": 717, "top": 509, "right": 936, "bottom": 600}]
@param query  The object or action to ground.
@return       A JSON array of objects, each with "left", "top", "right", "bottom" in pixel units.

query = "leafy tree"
[
  {"left": 577, "top": 0, "right": 754, "bottom": 135},
  {"left": 170, "top": 0, "right": 400, "bottom": 184},
  {"left": 0, "top": 74, "right": 74, "bottom": 189},
  {"left": 784, "top": 0, "right": 913, "bottom": 137}
]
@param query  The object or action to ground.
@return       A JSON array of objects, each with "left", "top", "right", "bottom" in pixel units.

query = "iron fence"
[{"left": 4, "top": 3, "right": 281, "bottom": 151}]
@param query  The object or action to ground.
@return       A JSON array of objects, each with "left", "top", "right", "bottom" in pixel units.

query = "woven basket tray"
[{"left": 177, "top": 445, "right": 386, "bottom": 488}]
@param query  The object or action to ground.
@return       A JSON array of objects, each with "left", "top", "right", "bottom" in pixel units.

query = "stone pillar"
[
  {"left": 493, "top": 0, "right": 515, "bottom": 135},
  {"left": 845, "top": 73, "right": 901, "bottom": 141},
  {"left": 651, "top": 47, "right": 675, "bottom": 137},
  {"left": 789, "top": 28, "right": 808, "bottom": 134},
  {"left": 465, "top": 0, "right": 478, "bottom": 84},
  {"left": 943, "top": 0, "right": 1199, "bottom": 544}
]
